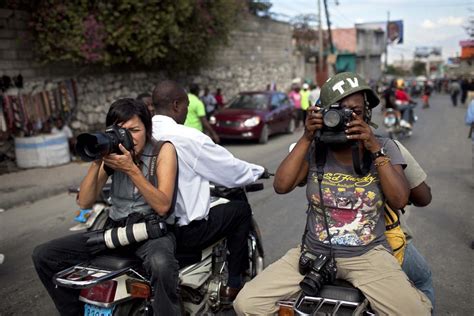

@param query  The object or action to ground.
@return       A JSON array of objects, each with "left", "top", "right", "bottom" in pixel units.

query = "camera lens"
[
  {"left": 323, "top": 110, "right": 341, "bottom": 128},
  {"left": 299, "top": 271, "right": 325, "bottom": 296},
  {"left": 76, "top": 133, "right": 113, "bottom": 162}
]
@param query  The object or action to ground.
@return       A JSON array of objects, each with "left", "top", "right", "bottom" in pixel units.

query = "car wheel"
[
  {"left": 285, "top": 118, "right": 295, "bottom": 134},
  {"left": 259, "top": 125, "right": 269, "bottom": 144}
]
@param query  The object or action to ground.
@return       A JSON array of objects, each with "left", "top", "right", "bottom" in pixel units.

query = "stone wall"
[{"left": 0, "top": 11, "right": 304, "bottom": 170}]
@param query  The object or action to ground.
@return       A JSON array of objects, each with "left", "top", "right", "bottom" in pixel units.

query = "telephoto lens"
[{"left": 85, "top": 217, "right": 168, "bottom": 250}]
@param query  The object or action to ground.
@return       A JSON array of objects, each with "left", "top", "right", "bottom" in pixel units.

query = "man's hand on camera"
[
  {"left": 304, "top": 106, "right": 323, "bottom": 141},
  {"left": 102, "top": 144, "right": 138, "bottom": 174},
  {"left": 345, "top": 112, "right": 380, "bottom": 153}
]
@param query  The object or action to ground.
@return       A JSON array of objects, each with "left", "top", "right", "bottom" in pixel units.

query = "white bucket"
[{"left": 14, "top": 133, "right": 71, "bottom": 168}]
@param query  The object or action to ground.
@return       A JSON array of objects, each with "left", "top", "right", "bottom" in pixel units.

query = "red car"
[{"left": 209, "top": 91, "right": 295, "bottom": 143}]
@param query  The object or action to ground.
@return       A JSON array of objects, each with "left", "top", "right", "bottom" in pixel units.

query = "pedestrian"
[
  {"left": 300, "top": 83, "right": 311, "bottom": 123},
  {"left": 461, "top": 77, "right": 469, "bottom": 106},
  {"left": 308, "top": 83, "right": 321, "bottom": 108},
  {"left": 465, "top": 96, "right": 474, "bottom": 169},
  {"left": 214, "top": 88, "right": 224, "bottom": 109},
  {"left": 422, "top": 81, "right": 432, "bottom": 109},
  {"left": 185, "top": 83, "right": 220, "bottom": 143},
  {"left": 51, "top": 117, "right": 75, "bottom": 158},
  {"left": 201, "top": 86, "right": 217, "bottom": 119},
  {"left": 288, "top": 84, "right": 302, "bottom": 128},
  {"left": 450, "top": 79, "right": 461, "bottom": 107}
]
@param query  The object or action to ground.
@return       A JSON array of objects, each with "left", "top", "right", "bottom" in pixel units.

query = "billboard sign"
[{"left": 387, "top": 20, "right": 403, "bottom": 44}]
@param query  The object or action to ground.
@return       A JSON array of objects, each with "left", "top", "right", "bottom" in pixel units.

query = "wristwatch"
[{"left": 372, "top": 147, "right": 388, "bottom": 159}]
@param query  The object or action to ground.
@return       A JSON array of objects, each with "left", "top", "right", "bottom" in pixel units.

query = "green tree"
[
  {"left": 412, "top": 61, "right": 426, "bottom": 76},
  {"left": 31, "top": 0, "right": 245, "bottom": 70}
]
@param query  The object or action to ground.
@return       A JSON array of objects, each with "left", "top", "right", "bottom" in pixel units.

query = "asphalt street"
[{"left": 0, "top": 93, "right": 472, "bottom": 315}]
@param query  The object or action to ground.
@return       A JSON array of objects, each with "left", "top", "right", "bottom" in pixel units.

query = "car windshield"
[{"left": 228, "top": 94, "right": 268, "bottom": 110}]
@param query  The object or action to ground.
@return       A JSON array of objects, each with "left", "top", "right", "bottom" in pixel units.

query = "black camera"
[
  {"left": 298, "top": 251, "right": 337, "bottom": 296},
  {"left": 76, "top": 125, "right": 134, "bottom": 162},
  {"left": 317, "top": 104, "right": 353, "bottom": 144}
]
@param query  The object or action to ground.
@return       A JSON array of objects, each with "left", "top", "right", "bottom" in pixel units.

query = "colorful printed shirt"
[{"left": 304, "top": 138, "right": 405, "bottom": 258}]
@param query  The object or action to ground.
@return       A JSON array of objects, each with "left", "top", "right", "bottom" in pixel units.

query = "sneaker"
[{"left": 400, "top": 120, "right": 412, "bottom": 129}]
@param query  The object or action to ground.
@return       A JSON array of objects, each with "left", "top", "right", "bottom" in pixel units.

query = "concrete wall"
[{"left": 0, "top": 10, "right": 304, "bottom": 169}]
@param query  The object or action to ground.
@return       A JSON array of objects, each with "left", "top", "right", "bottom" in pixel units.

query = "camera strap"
[
  {"left": 351, "top": 141, "right": 372, "bottom": 176},
  {"left": 300, "top": 141, "right": 336, "bottom": 263}
]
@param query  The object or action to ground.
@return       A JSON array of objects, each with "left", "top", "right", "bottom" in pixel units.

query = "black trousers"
[
  {"left": 32, "top": 230, "right": 180, "bottom": 316},
  {"left": 175, "top": 201, "right": 252, "bottom": 280}
]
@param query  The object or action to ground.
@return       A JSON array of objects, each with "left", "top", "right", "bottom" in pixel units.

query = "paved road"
[{"left": 0, "top": 93, "right": 472, "bottom": 315}]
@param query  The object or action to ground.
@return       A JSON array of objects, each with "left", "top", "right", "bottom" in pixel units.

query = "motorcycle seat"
[
  {"left": 87, "top": 250, "right": 203, "bottom": 271},
  {"left": 318, "top": 279, "right": 364, "bottom": 303},
  {"left": 88, "top": 254, "right": 141, "bottom": 270}
]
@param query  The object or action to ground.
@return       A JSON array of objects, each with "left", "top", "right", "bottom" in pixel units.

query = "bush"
[{"left": 31, "top": 0, "right": 245, "bottom": 70}]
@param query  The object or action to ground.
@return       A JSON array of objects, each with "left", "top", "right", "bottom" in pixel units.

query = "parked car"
[{"left": 209, "top": 91, "right": 295, "bottom": 143}]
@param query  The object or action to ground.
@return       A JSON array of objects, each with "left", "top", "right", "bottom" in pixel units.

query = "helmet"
[
  {"left": 319, "top": 72, "right": 380, "bottom": 109},
  {"left": 302, "top": 83, "right": 309, "bottom": 90},
  {"left": 396, "top": 79, "right": 405, "bottom": 89}
]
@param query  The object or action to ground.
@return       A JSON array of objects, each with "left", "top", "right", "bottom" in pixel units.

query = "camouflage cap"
[{"left": 319, "top": 72, "right": 380, "bottom": 109}]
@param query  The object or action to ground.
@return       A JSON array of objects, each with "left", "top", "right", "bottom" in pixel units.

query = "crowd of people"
[{"left": 32, "top": 72, "right": 443, "bottom": 315}]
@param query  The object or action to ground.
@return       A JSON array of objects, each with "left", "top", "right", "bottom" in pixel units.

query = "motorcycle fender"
[
  {"left": 79, "top": 275, "right": 132, "bottom": 308},
  {"left": 70, "top": 204, "right": 106, "bottom": 231}
]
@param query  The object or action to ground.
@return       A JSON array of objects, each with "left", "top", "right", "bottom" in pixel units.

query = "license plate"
[{"left": 84, "top": 304, "right": 113, "bottom": 316}]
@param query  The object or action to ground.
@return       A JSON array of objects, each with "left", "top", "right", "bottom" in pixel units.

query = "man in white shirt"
[{"left": 151, "top": 80, "right": 265, "bottom": 301}]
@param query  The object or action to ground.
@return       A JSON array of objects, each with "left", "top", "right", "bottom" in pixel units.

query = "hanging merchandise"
[
  {"left": 2, "top": 95, "right": 14, "bottom": 132},
  {"left": 59, "top": 81, "right": 71, "bottom": 114},
  {"left": 0, "top": 95, "right": 7, "bottom": 133},
  {"left": 8, "top": 95, "right": 25, "bottom": 135},
  {"left": 41, "top": 91, "right": 51, "bottom": 118}
]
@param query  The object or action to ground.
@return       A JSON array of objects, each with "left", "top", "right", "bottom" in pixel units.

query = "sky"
[{"left": 268, "top": 0, "right": 472, "bottom": 62}]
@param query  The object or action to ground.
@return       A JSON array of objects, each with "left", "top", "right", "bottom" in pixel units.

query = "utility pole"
[
  {"left": 318, "top": 0, "right": 323, "bottom": 75},
  {"left": 384, "top": 11, "right": 390, "bottom": 71},
  {"left": 323, "top": 0, "right": 334, "bottom": 76}
]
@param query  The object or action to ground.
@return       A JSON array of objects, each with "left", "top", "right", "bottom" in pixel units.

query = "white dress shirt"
[{"left": 152, "top": 115, "right": 265, "bottom": 226}]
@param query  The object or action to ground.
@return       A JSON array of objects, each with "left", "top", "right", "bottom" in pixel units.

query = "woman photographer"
[
  {"left": 234, "top": 72, "right": 432, "bottom": 315},
  {"left": 32, "top": 98, "right": 180, "bottom": 315}
]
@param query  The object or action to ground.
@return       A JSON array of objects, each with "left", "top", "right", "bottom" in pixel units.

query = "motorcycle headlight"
[
  {"left": 243, "top": 116, "right": 261, "bottom": 127},
  {"left": 384, "top": 115, "right": 397, "bottom": 126},
  {"left": 209, "top": 116, "right": 216, "bottom": 125}
]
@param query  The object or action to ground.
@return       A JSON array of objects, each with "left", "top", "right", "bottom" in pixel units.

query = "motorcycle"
[
  {"left": 383, "top": 100, "right": 417, "bottom": 139},
  {"left": 55, "top": 182, "right": 266, "bottom": 315}
]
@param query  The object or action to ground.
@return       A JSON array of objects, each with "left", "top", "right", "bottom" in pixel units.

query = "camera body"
[
  {"left": 76, "top": 125, "right": 134, "bottom": 162},
  {"left": 299, "top": 250, "right": 337, "bottom": 296},
  {"left": 317, "top": 104, "right": 353, "bottom": 144}
]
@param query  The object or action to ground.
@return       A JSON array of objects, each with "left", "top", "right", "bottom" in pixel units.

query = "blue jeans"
[{"left": 402, "top": 243, "right": 435, "bottom": 308}]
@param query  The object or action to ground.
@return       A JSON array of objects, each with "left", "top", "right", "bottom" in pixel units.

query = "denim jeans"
[{"left": 402, "top": 243, "right": 435, "bottom": 308}]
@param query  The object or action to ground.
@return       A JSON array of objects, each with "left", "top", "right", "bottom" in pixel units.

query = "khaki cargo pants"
[{"left": 234, "top": 245, "right": 432, "bottom": 315}]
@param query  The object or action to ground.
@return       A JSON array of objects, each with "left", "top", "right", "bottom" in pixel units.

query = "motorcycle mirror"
[{"left": 289, "top": 142, "right": 296, "bottom": 153}]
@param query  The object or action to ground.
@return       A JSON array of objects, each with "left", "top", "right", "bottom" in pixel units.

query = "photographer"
[
  {"left": 32, "top": 99, "right": 180, "bottom": 315},
  {"left": 234, "top": 72, "right": 432, "bottom": 315}
]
